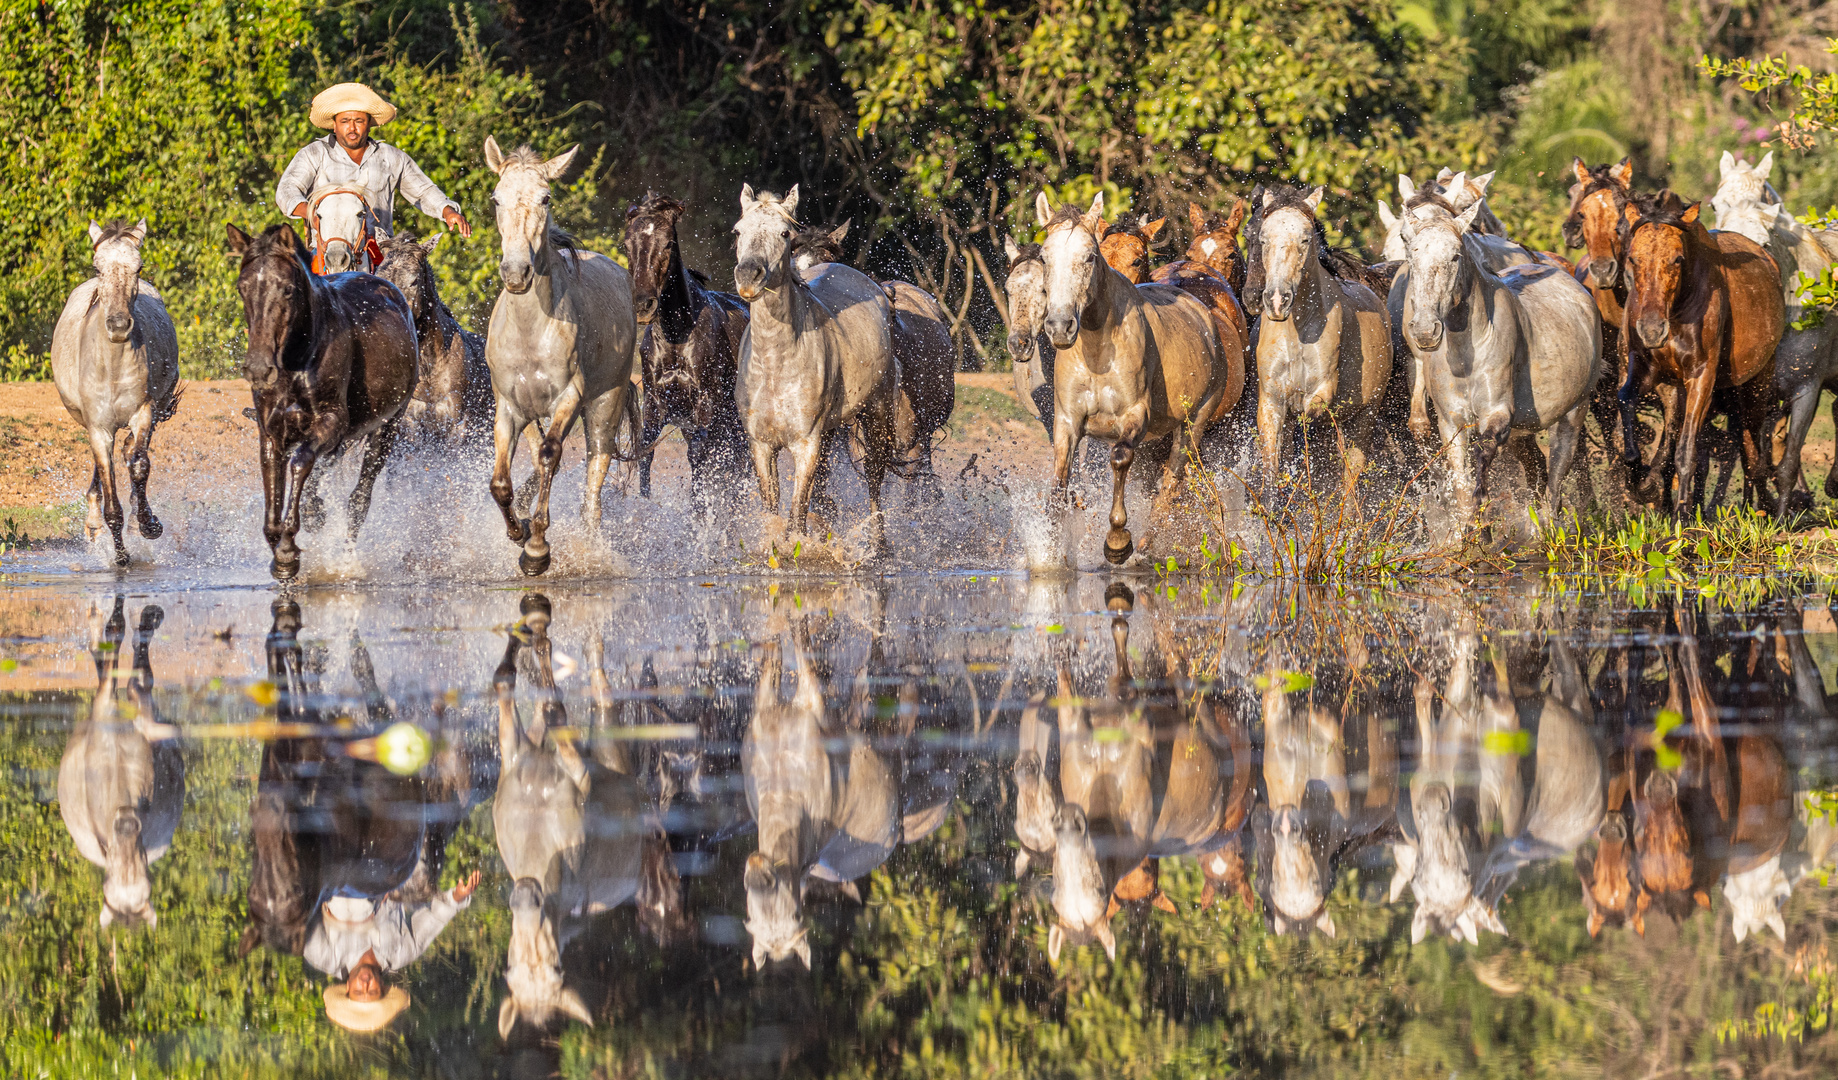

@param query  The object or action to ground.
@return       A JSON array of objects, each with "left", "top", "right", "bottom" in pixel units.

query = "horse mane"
[
  {"left": 628, "top": 191, "right": 685, "bottom": 219},
  {"left": 1007, "top": 241, "right": 1043, "bottom": 270},
  {"left": 1102, "top": 213, "right": 1150, "bottom": 239},
  {"left": 1623, "top": 190, "right": 1696, "bottom": 244},
  {"left": 790, "top": 224, "right": 844, "bottom": 264},
  {"left": 1402, "top": 189, "right": 1459, "bottom": 216},
  {"left": 93, "top": 218, "right": 141, "bottom": 246},
  {"left": 1242, "top": 184, "right": 1370, "bottom": 309},
  {"left": 1044, "top": 204, "right": 1089, "bottom": 229},
  {"left": 1562, "top": 163, "right": 1633, "bottom": 248}
]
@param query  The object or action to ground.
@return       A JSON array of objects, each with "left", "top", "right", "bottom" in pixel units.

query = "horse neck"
[
  {"left": 747, "top": 258, "right": 812, "bottom": 359},
  {"left": 658, "top": 237, "right": 700, "bottom": 339},
  {"left": 1294, "top": 238, "right": 1335, "bottom": 323},
  {"left": 1074, "top": 253, "right": 1132, "bottom": 346}
]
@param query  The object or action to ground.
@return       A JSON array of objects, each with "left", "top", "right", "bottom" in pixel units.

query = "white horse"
[
  {"left": 50, "top": 220, "right": 180, "bottom": 567},
  {"left": 305, "top": 186, "right": 379, "bottom": 274},
  {"left": 1393, "top": 173, "right": 1602, "bottom": 528},
  {"left": 1709, "top": 150, "right": 1838, "bottom": 514},
  {"left": 483, "top": 137, "right": 638, "bottom": 576},
  {"left": 733, "top": 185, "right": 899, "bottom": 553}
]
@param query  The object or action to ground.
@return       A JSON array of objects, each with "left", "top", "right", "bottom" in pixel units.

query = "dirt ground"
[{"left": 0, "top": 374, "right": 1052, "bottom": 540}]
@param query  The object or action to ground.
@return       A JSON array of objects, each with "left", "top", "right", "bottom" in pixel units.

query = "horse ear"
[
  {"left": 1443, "top": 172, "right": 1469, "bottom": 205},
  {"left": 1097, "top": 920, "right": 1117, "bottom": 960},
  {"left": 1681, "top": 202, "right": 1701, "bottom": 225},
  {"left": 782, "top": 184, "right": 800, "bottom": 217},
  {"left": 1377, "top": 200, "right": 1397, "bottom": 231},
  {"left": 793, "top": 934, "right": 813, "bottom": 969},
  {"left": 484, "top": 136, "right": 505, "bottom": 175},
  {"left": 1720, "top": 149, "right": 1736, "bottom": 177},
  {"left": 1082, "top": 192, "right": 1105, "bottom": 233},
  {"left": 99, "top": 904, "right": 115, "bottom": 929},
  {"left": 1141, "top": 217, "right": 1165, "bottom": 242},
  {"left": 143, "top": 907, "right": 158, "bottom": 928},
  {"left": 1586, "top": 906, "right": 1606, "bottom": 938},
  {"left": 1389, "top": 842, "right": 1417, "bottom": 903},
  {"left": 1035, "top": 191, "right": 1052, "bottom": 228},
  {"left": 829, "top": 219, "right": 850, "bottom": 244},
  {"left": 751, "top": 939, "right": 770, "bottom": 970},
  {"left": 558, "top": 987, "right": 594, "bottom": 1026},
  {"left": 1225, "top": 196, "right": 1248, "bottom": 232},
  {"left": 1767, "top": 910, "right": 1787, "bottom": 941},
  {"left": 1304, "top": 186, "right": 1323, "bottom": 211},
  {"left": 1610, "top": 157, "right": 1633, "bottom": 187},
  {"left": 130, "top": 218, "right": 149, "bottom": 244},
  {"left": 1314, "top": 910, "right": 1336, "bottom": 938},
  {"left": 1469, "top": 171, "right": 1495, "bottom": 197},
  {"left": 542, "top": 144, "right": 580, "bottom": 181},
  {"left": 1756, "top": 150, "right": 1774, "bottom": 180},
  {"left": 1004, "top": 236, "right": 1021, "bottom": 263},
  {"left": 88, "top": 221, "right": 103, "bottom": 245},
  {"left": 226, "top": 224, "right": 250, "bottom": 254},
  {"left": 1572, "top": 157, "right": 1590, "bottom": 186},
  {"left": 1262, "top": 188, "right": 1277, "bottom": 209},
  {"left": 1047, "top": 922, "right": 1064, "bottom": 962},
  {"left": 1436, "top": 165, "right": 1455, "bottom": 184},
  {"left": 1398, "top": 174, "right": 1417, "bottom": 201},
  {"left": 1189, "top": 202, "right": 1207, "bottom": 232},
  {"left": 1454, "top": 202, "right": 1484, "bottom": 234},
  {"left": 421, "top": 234, "right": 443, "bottom": 256},
  {"left": 1410, "top": 906, "right": 1431, "bottom": 944},
  {"left": 1199, "top": 880, "right": 1217, "bottom": 909},
  {"left": 741, "top": 183, "right": 756, "bottom": 210},
  {"left": 498, "top": 996, "right": 519, "bottom": 1039}
]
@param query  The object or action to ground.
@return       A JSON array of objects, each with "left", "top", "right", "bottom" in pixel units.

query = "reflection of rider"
[{"left": 274, "top": 82, "right": 472, "bottom": 240}]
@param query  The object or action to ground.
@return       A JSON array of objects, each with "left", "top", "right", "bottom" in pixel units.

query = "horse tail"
[
  {"left": 603, "top": 385, "right": 674, "bottom": 462},
  {"left": 155, "top": 381, "right": 186, "bottom": 425}
]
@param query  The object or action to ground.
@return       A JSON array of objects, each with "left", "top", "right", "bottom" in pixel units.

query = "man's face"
[
  {"left": 333, "top": 111, "right": 371, "bottom": 150},
  {"left": 346, "top": 958, "right": 384, "bottom": 1002}
]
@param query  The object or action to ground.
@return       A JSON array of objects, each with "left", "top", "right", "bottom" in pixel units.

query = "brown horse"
[
  {"left": 226, "top": 223, "right": 419, "bottom": 580},
  {"left": 1619, "top": 192, "right": 1785, "bottom": 514},
  {"left": 1562, "top": 158, "right": 1640, "bottom": 457},
  {"left": 623, "top": 192, "right": 752, "bottom": 512},
  {"left": 374, "top": 234, "right": 491, "bottom": 445},
  {"left": 1179, "top": 200, "right": 1250, "bottom": 295},
  {"left": 1097, "top": 216, "right": 1166, "bottom": 284}
]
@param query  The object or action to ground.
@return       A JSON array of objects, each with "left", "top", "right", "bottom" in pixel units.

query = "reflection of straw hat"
[
  {"left": 310, "top": 83, "right": 397, "bottom": 129},
  {"left": 323, "top": 983, "right": 410, "bottom": 1033}
]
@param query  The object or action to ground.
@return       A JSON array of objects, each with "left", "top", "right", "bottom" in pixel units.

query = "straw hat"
[
  {"left": 323, "top": 983, "right": 411, "bottom": 1033},
  {"left": 310, "top": 83, "right": 397, "bottom": 129}
]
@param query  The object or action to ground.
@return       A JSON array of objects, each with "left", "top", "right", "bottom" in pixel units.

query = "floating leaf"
[
  {"left": 1041, "top": 624, "right": 1066, "bottom": 634},
  {"left": 1653, "top": 707, "right": 1685, "bottom": 740},
  {"left": 247, "top": 680, "right": 278, "bottom": 706},
  {"left": 1482, "top": 729, "right": 1534, "bottom": 757},
  {"left": 375, "top": 722, "right": 433, "bottom": 776}
]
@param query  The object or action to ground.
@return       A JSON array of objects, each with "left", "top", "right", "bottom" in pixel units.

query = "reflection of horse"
[
  {"left": 306, "top": 186, "right": 382, "bottom": 274},
  {"left": 1257, "top": 673, "right": 1397, "bottom": 937},
  {"left": 493, "top": 595, "right": 647, "bottom": 1035},
  {"left": 58, "top": 598, "right": 181, "bottom": 929},
  {"left": 50, "top": 219, "right": 180, "bottom": 566}
]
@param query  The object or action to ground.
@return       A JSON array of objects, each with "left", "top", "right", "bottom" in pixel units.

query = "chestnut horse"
[
  {"left": 1097, "top": 216, "right": 1250, "bottom": 416},
  {"left": 623, "top": 192, "right": 751, "bottom": 512},
  {"left": 1619, "top": 192, "right": 1785, "bottom": 514},
  {"left": 226, "top": 223, "right": 418, "bottom": 580},
  {"left": 1178, "top": 200, "right": 1249, "bottom": 295}
]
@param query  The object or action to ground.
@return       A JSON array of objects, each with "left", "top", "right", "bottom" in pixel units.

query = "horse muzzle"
[
  {"left": 510, "top": 877, "right": 544, "bottom": 912},
  {"left": 104, "top": 312, "right": 134, "bottom": 344},
  {"left": 1044, "top": 316, "right": 1079, "bottom": 349},
  {"left": 500, "top": 262, "right": 535, "bottom": 294},
  {"left": 1007, "top": 330, "right": 1037, "bottom": 363},
  {"left": 1586, "top": 259, "right": 1619, "bottom": 289},
  {"left": 734, "top": 263, "right": 769, "bottom": 301},
  {"left": 1262, "top": 291, "right": 1294, "bottom": 322},
  {"left": 1635, "top": 314, "right": 1670, "bottom": 348},
  {"left": 1409, "top": 320, "right": 1445, "bottom": 351},
  {"left": 322, "top": 244, "right": 355, "bottom": 274},
  {"left": 633, "top": 293, "right": 659, "bottom": 324}
]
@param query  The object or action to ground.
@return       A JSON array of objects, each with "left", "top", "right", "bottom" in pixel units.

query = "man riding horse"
[{"left": 275, "top": 82, "right": 472, "bottom": 273}]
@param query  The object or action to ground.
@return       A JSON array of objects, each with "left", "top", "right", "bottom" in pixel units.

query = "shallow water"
[{"left": 5, "top": 557, "right": 1838, "bottom": 1078}]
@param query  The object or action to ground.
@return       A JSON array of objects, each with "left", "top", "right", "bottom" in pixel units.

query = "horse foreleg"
[
  {"left": 523, "top": 387, "right": 586, "bottom": 577},
  {"left": 1735, "top": 379, "right": 1775, "bottom": 513},
  {"left": 1443, "top": 420, "right": 1477, "bottom": 527},
  {"left": 638, "top": 392, "right": 664, "bottom": 501},
  {"left": 86, "top": 427, "right": 128, "bottom": 567},
  {"left": 787, "top": 436, "right": 823, "bottom": 538},
  {"left": 860, "top": 394, "right": 897, "bottom": 557},
  {"left": 808, "top": 430, "right": 841, "bottom": 530},
  {"left": 1774, "top": 382, "right": 1820, "bottom": 518},
  {"left": 490, "top": 405, "right": 527, "bottom": 544},
  {"left": 580, "top": 388, "right": 622, "bottom": 530},
  {"left": 751, "top": 437, "right": 781, "bottom": 516},
  {"left": 1103, "top": 409, "right": 1148, "bottom": 566},
  {"left": 1672, "top": 374, "right": 1716, "bottom": 518},
  {"left": 1545, "top": 406, "right": 1590, "bottom": 517},
  {"left": 1408, "top": 352, "right": 1434, "bottom": 443},
  {"left": 277, "top": 417, "right": 343, "bottom": 580},
  {"left": 345, "top": 416, "right": 401, "bottom": 540},
  {"left": 126, "top": 401, "right": 162, "bottom": 540}
]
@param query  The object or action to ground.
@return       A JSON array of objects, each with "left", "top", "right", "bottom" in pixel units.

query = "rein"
[{"left": 307, "top": 187, "right": 382, "bottom": 275}]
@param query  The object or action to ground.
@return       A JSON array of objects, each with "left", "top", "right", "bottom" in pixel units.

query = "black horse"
[
  {"left": 621, "top": 193, "right": 751, "bottom": 512},
  {"left": 226, "top": 223, "right": 419, "bottom": 580},
  {"left": 375, "top": 233, "right": 492, "bottom": 447}
]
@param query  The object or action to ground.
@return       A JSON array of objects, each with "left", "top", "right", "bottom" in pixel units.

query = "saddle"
[{"left": 306, "top": 186, "right": 383, "bottom": 275}]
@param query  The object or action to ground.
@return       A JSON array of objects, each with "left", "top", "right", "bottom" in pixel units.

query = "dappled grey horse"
[
  {"left": 483, "top": 137, "right": 638, "bottom": 576},
  {"left": 492, "top": 595, "right": 646, "bottom": 1035},
  {"left": 58, "top": 598, "right": 182, "bottom": 929},
  {"left": 50, "top": 219, "right": 180, "bottom": 566},
  {"left": 1393, "top": 174, "right": 1601, "bottom": 528}
]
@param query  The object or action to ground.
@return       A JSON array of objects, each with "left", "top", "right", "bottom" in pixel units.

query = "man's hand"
[
  {"left": 451, "top": 869, "right": 482, "bottom": 902},
  {"left": 443, "top": 207, "right": 473, "bottom": 239}
]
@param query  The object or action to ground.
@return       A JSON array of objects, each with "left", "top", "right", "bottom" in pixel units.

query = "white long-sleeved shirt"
[
  {"left": 303, "top": 891, "right": 470, "bottom": 977},
  {"left": 274, "top": 135, "right": 459, "bottom": 236}
]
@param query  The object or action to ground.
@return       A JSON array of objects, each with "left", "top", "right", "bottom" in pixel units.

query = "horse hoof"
[
  {"left": 112, "top": 548, "right": 131, "bottom": 569},
  {"left": 1790, "top": 489, "right": 1815, "bottom": 516},
  {"left": 1104, "top": 529, "right": 1134, "bottom": 566},
  {"left": 270, "top": 556, "right": 300, "bottom": 582},
  {"left": 138, "top": 517, "right": 163, "bottom": 540},
  {"left": 519, "top": 550, "right": 551, "bottom": 577},
  {"left": 1826, "top": 471, "right": 1838, "bottom": 500}
]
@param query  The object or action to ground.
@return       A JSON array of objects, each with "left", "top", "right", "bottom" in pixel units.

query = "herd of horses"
[
  {"left": 43, "top": 141, "right": 1838, "bottom": 577},
  {"left": 56, "top": 582, "right": 1836, "bottom": 1035}
]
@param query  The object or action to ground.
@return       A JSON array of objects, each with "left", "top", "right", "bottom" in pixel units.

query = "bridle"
[{"left": 306, "top": 186, "right": 382, "bottom": 275}]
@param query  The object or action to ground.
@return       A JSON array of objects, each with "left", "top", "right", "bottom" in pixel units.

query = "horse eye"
[
  {"left": 781, "top": 230, "right": 790, "bottom": 239},
  {"left": 541, "top": 195, "right": 551, "bottom": 206}
]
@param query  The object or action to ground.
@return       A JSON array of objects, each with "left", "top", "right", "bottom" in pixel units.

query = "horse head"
[
  {"left": 732, "top": 183, "right": 801, "bottom": 301},
  {"left": 1267, "top": 804, "right": 1335, "bottom": 937},
  {"left": 1634, "top": 769, "right": 1695, "bottom": 917},
  {"left": 1046, "top": 803, "right": 1117, "bottom": 961},
  {"left": 1001, "top": 238, "right": 1047, "bottom": 365},
  {"left": 1098, "top": 215, "right": 1164, "bottom": 284},
  {"left": 1710, "top": 150, "right": 1782, "bottom": 249},
  {"left": 309, "top": 189, "right": 373, "bottom": 273},
  {"left": 87, "top": 219, "right": 148, "bottom": 344},
  {"left": 744, "top": 851, "right": 811, "bottom": 969},
  {"left": 1400, "top": 781, "right": 1505, "bottom": 944},
  {"left": 226, "top": 223, "right": 314, "bottom": 380},
  {"left": 1563, "top": 157, "right": 1634, "bottom": 288},
  {"left": 1185, "top": 199, "right": 1248, "bottom": 288},
  {"left": 500, "top": 876, "right": 594, "bottom": 1037},
  {"left": 1035, "top": 191, "right": 1107, "bottom": 348},
  {"left": 1251, "top": 185, "right": 1325, "bottom": 322},
  {"left": 484, "top": 136, "right": 581, "bottom": 295},
  {"left": 623, "top": 192, "right": 689, "bottom": 323},
  {"left": 790, "top": 219, "right": 849, "bottom": 277},
  {"left": 1623, "top": 191, "right": 1703, "bottom": 349},
  {"left": 1396, "top": 174, "right": 1484, "bottom": 352},
  {"left": 375, "top": 234, "right": 442, "bottom": 325},
  {"left": 1576, "top": 810, "right": 1639, "bottom": 937}
]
